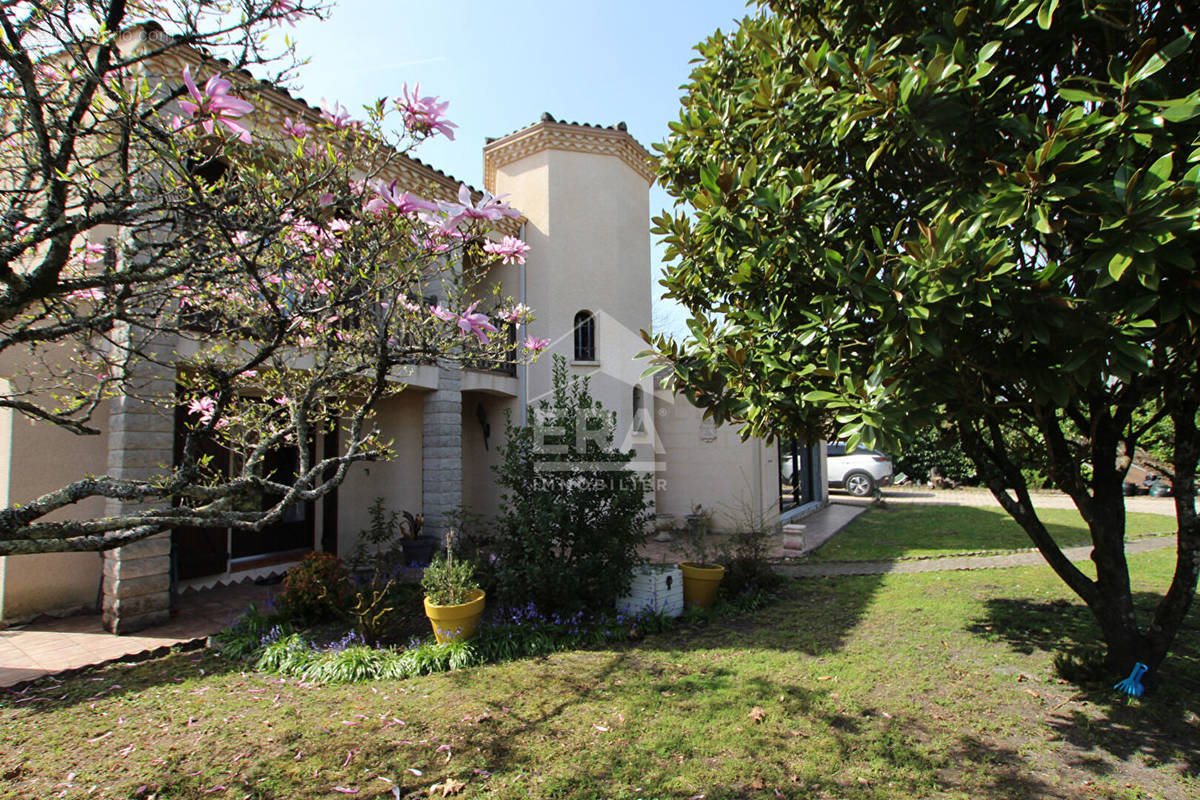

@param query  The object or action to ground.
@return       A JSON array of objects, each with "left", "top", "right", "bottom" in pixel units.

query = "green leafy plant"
[
  {"left": 678, "top": 503, "right": 719, "bottom": 566},
  {"left": 212, "top": 604, "right": 292, "bottom": 659},
  {"left": 277, "top": 552, "right": 352, "bottom": 622},
  {"left": 420, "top": 532, "right": 480, "bottom": 606},
  {"left": 895, "top": 425, "right": 977, "bottom": 485},
  {"left": 721, "top": 504, "right": 783, "bottom": 599},
  {"left": 347, "top": 499, "right": 427, "bottom": 576},
  {"left": 348, "top": 497, "right": 402, "bottom": 573},
  {"left": 493, "top": 355, "right": 651, "bottom": 614}
]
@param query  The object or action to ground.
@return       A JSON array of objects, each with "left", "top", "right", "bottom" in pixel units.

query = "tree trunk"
[{"left": 957, "top": 412, "right": 1200, "bottom": 684}]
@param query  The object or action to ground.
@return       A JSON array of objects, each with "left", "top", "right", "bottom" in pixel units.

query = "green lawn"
[
  {"left": 811, "top": 505, "right": 1175, "bottom": 562},
  {"left": 2, "top": 549, "right": 1196, "bottom": 799}
]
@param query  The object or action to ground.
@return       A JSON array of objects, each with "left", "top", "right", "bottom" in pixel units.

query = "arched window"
[
  {"left": 631, "top": 385, "right": 645, "bottom": 433},
  {"left": 573, "top": 310, "right": 596, "bottom": 361}
]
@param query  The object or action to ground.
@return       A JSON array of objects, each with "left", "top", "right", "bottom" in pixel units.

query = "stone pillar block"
[
  {"left": 422, "top": 367, "right": 463, "bottom": 544},
  {"left": 101, "top": 532, "right": 172, "bottom": 634},
  {"left": 782, "top": 523, "right": 807, "bottom": 554},
  {"left": 101, "top": 333, "right": 178, "bottom": 634}
]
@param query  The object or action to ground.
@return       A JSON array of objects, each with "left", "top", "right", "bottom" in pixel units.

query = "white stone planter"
[{"left": 618, "top": 565, "right": 684, "bottom": 618}]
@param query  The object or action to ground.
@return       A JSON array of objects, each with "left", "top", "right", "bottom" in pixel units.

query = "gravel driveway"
[{"left": 832, "top": 485, "right": 1181, "bottom": 516}]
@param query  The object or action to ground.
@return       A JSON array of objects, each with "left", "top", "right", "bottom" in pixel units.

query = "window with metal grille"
[{"left": 573, "top": 310, "right": 596, "bottom": 361}]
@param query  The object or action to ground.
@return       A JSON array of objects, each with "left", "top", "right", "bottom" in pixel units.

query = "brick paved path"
[{"left": 777, "top": 535, "right": 1177, "bottom": 578}]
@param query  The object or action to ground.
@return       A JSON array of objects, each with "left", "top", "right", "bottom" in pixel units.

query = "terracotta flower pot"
[
  {"left": 678, "top": 562, "right": 724, "bottom": 609},
  {"left": 423, "top": 588, "right": 486, "bottom": 643}
]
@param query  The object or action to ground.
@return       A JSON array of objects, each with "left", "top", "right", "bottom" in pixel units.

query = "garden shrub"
[
  {"left": 721, "top": 523, "right": 783, "bottom": 600},
  {"left": 347, "top": 496, "right": 406, "bottom": 574},
  {"left": 895, "top": 425, "right": 977, "bottom": 484},
  {"left": 492, "top": 356, "right": 650, "bottom": 615},
  {"left": 277, "top": 551, "right": 353, "bottom": 622}
]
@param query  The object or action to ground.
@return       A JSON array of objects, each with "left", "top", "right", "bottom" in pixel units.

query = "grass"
[
  {"left": 811, "top": 504, "right": 1175, "bottom": 562},
  {"left": 2, "top": 547, "right": 1197, "bottom": 799}
]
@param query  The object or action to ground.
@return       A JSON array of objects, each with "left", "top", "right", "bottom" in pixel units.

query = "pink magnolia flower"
[
  {"left": 362, "top": 195, "right": 390, "bottom": 216},
  {"left": 523, "top": 335, "right": 550, "bottom": 353},
  {"left": 456, "top": 301, "right": 498, "bottom": 343},
  {"left": 178, "top": 66, "right": 254, "bottom": 144},
  {"left": 82, "top": 241, "right": 107, "bottom": 265},
  {"left": 309, "top": 278, "right": 334, "bottom": 295},
  {"left": 186, "top": 396, "right": 217, "bottom": 425},
  {"left": 437, "top": 184, "right": 520, "bottom": 231},
  {"left": 282, "top": 117, "right": 311, "bottom": 138},
  {"left": 483, "top": 235, "right": 531, "bottom": 265},
  {"left": 411, "top": 231, "right": 452, "bottom": 253},
  {"left": 318, "top": 192, "right": 334, "bottom": 207},
  {"left": 320, "top": 101, "right": 356, "bottom": 129},
  {"left": 67, "top": 287, "right": 106, "bottom": 302},
  {"left": 176, "top": 284, "right": 197, "bottom": 308},
  {"left": 395, "top": 83, "right": 457, "bottom": 140},
  {"left": 268, "top": 0, "right": 306, "bottom": 25},
  {"left": 365, "top": 179, "right": 439, "bottom": 216},
  {"left": 429, "top": 304, "right": 456, "bottom": 322},
  {"left": 499, "top": 303, "right": 531, "bottom": 324}
]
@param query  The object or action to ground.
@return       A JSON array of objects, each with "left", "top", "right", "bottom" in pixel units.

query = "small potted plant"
[
  {"left": 677, "top": 503, "right": 724, "bottom": 608},
  {"left": 399, "top": 510, "right": 437, "bottom": 567},
  {"left": 351, "top": 498, "right": 427, "bottom": 575},
  {"left": 421, "top": 531, "right": 485, "bottom": 643}
]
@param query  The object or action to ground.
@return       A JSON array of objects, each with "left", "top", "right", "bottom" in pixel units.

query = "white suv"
[{"left": 827, "top": 443, "right": 893, "bottom": 496}]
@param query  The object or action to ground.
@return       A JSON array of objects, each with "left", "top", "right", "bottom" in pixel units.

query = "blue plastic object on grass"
[{"left": 1114, "top": 662, "right": 1149, "bottom": 698}]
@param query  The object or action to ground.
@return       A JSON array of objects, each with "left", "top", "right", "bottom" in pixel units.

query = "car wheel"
[{"left": 844, "top": 471, "right": 876, "bottom": 497}]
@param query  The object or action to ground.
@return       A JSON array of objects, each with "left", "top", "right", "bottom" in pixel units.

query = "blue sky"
[{"left": 280, "top": 0, "right": 752, "bottom": 334}]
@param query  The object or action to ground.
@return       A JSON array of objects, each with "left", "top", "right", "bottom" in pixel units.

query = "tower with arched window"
[{"left": 484, "top": 116, "right": 654, "bottom": 440}]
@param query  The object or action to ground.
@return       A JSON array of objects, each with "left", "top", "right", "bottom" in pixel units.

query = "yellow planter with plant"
[
  {"left": 421, "top": 531, "right": 485, "bottom": 643},
  {"left": 677, "top": 503, "right": 724, "bottom": 608}
]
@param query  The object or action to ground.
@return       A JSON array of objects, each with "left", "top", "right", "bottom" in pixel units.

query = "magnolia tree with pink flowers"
[{"left": 0, "top": 1, "right": 541, "bottom": 555}]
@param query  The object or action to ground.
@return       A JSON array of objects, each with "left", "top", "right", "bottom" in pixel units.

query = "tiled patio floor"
[{"left": 0, "top": 581, "right": 272, "bottom": 689}]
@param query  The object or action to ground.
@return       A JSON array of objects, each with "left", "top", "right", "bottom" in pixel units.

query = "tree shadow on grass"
[
  {"left": 434, "top": 644, "right": 1071, "bottom": 799},
  {"left": 968, "top": 594, "right": 1200, "bottom": 778},
  {"left": 736, "top": 574, "right": 888, "bottom": 656},
  {"left": 0, "top": 645, "right": 244, "bottom": 715}
]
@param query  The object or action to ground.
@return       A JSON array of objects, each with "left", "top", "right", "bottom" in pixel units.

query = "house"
[{"left": 0, "top": 37, "right": 827, "bottom": 632}]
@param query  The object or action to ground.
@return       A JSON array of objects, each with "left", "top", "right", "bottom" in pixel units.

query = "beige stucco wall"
[
  {"left": 652, "top": 392, "right": 779, "bottom": 533},
  {"left": 494, "top": 142, "right": 655, "bottom": 475},
  {"left": 461, "top": 393, "right": 517, "bottom": 524},
  {"left": 0, "top": 367, "right": 110, "bottom": 622},
  {"left": 335, "top": 391, "right": 424, "bottom": 557}
]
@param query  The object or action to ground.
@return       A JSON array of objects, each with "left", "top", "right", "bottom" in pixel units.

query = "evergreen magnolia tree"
[
  {"left": 0, "top": 1, "right": 542, "bottom": 554},
  {"left": 647, "top": 0, "right": 1200, "bottom": 678}
]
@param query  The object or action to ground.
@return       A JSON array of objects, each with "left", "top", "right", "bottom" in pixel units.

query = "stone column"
[
  {"left": 421, "top": 367, "right": 463, "bottom": 544},
  {"left": 101, "top": 335, "right": 177, "bottom": 634}
]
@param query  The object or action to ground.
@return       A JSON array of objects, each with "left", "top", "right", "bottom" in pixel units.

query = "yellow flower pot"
[
  {"left": 678, "top": 562, "right": 725, "bottom": 609},
  {"left": 423, "top": 588, "right": 486, "bottom": 643}
]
